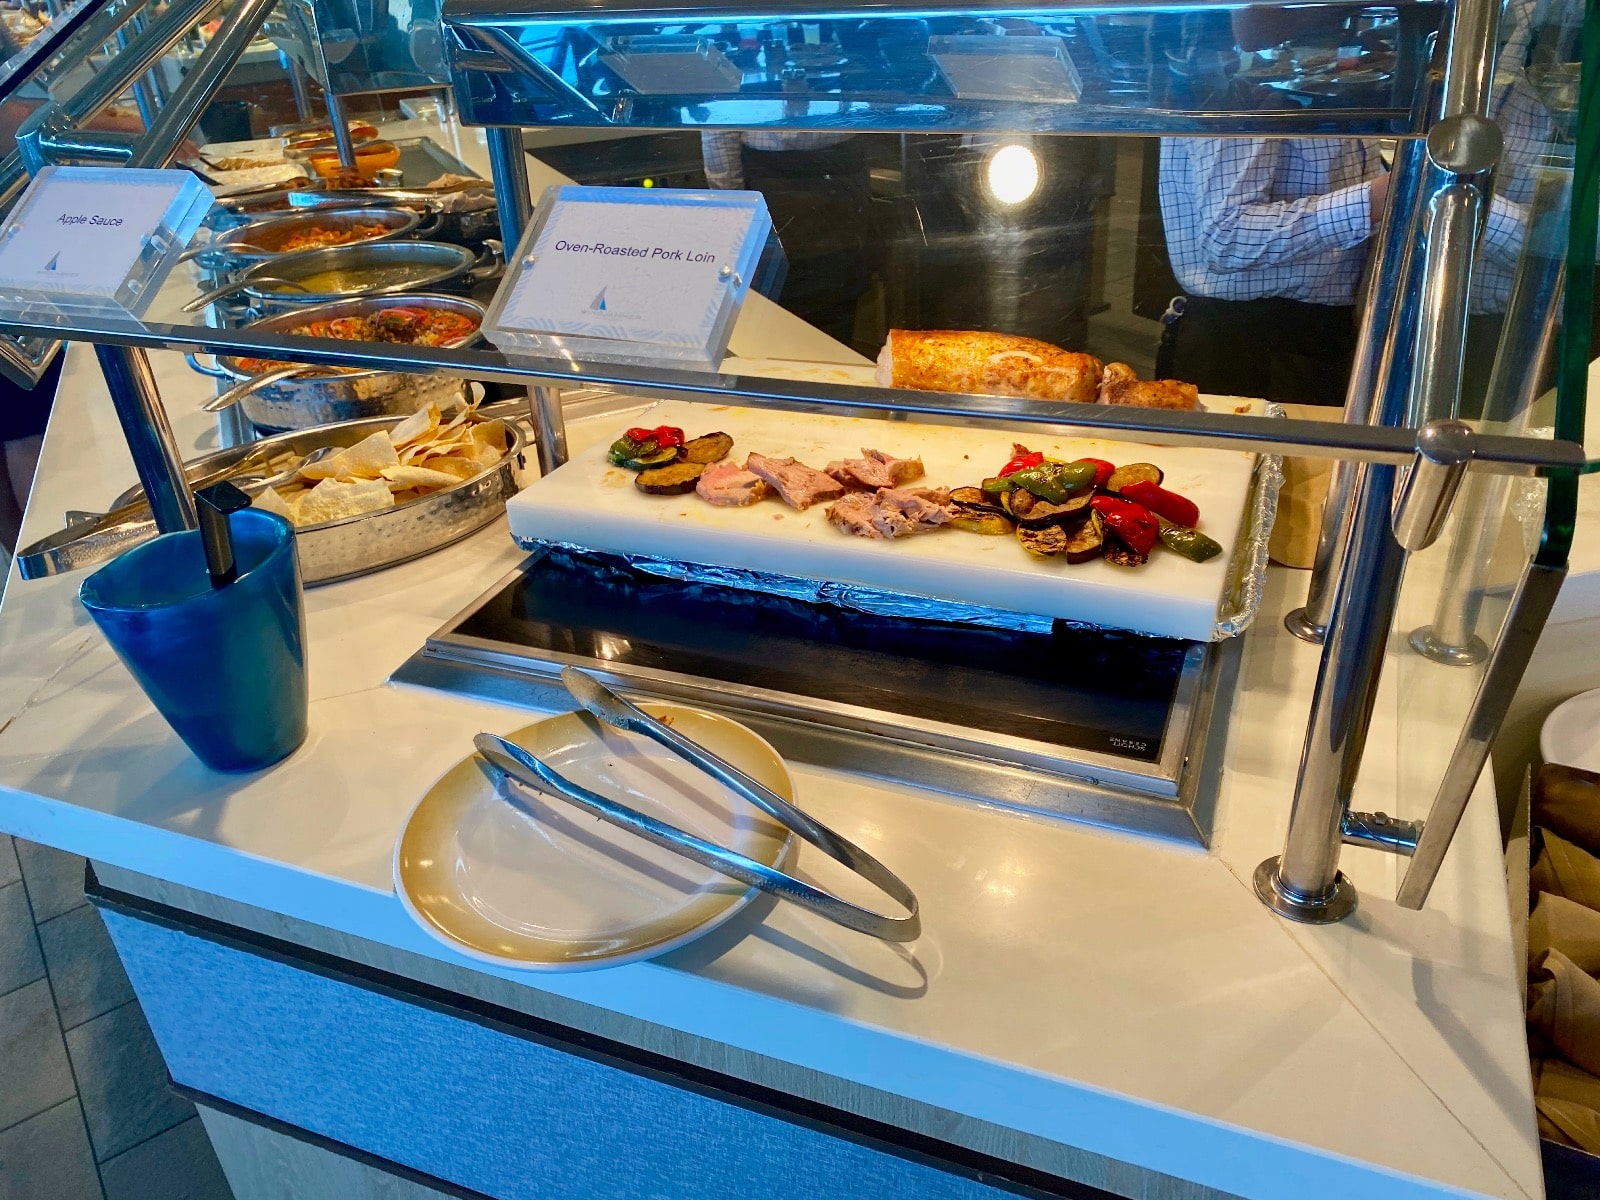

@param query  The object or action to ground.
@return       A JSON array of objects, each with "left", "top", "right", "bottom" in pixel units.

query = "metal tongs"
[{"left": 474, "top": 667, "right": 921, "bottom": 943}]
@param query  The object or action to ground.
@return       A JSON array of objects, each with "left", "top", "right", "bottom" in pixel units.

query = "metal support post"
[
  {"left": 486, "top": 127, "right": 566, "bottom": 469},
  {"left": 530, "top": 386, "right": 569, "bottom": 475},
  {"left": 1285, "top": 0, "right": 1504, "bottom": 645},
  {"left": 485, "top": 125, "right": 534, "bottom": 248},
  {"left": 283, "top": 51, "right": 316, "bottom": 122},
  {"left": 1255, "top": 117, "right": 1502, "bottom": 924},
  {"left": 1256, "top": 460, "right": 1404, "bottom": 923},
  {"left": 1411, "top": 171, "right": 1570, "bottom": 664},
  {"left": 325, "top": 93, "right": 358, "bottom": 171},
  {"left": 1285, "top": 138, "right": 1430, "bottom": 643},
  {"left": 1396, "top": 560, "right": 1566, "bottom": 907},
  {"left": 94, "top": 345, "right": 197, "bottom": 533}
]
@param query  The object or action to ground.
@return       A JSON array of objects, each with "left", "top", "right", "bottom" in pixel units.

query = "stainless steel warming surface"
[{"left": 394, "top": 546, "right": 1243, "bottom": 844}]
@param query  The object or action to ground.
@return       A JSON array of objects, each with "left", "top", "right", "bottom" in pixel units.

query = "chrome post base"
[
  {"left": 1253, "top": 856, "right": 1358, "bottom": 924},
  {"left": 1283, "top": 606, "right": 1328, "bottom": 644},
  {"left": 1408, "top": 625, "right": 1489, "bottom": 666}
]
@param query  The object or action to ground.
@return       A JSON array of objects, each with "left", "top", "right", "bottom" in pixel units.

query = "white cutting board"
[{"left": 508, "top": 399, "right": 1263, "bottom": 642}]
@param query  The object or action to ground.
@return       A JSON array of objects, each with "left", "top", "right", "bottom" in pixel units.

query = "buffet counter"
[{"left": 0, "top": 336, "right": 1554, "bottom": 1200}]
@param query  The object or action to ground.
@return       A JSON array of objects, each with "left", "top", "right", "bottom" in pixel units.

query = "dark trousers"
[
  {"left": 1156, "top": 295, "right": 1358, "bottom": 407},
  {"left": 742, "top": 141, "right": 872, "bottom": 347}
]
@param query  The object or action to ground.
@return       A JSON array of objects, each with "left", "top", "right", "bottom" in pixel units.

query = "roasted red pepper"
[
  {"left": 624, "top": 425, "right": 686, "bottom": 449},
  {"left": 1091, "top": 495, "right": 1159, "bottom": 556},
  {"left": 998, "top": 444, "right": 1045, "bottom": 478},
  {"left": 1120, "top": 480, "right": 1199, "bottom": 528},
  {"left": 1074, "top": 458, "right": 1116, "bottom": 489}
]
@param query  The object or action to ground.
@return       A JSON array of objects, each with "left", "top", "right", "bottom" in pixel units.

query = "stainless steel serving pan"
[
  {"left": 186, "top": 294, "right": 486, "bottom": 432},
  {"left": 210, "top": 186, "right": 499, "bottom": 245},
  {"left": 18, "top": 413, "right": 533, "bottom": 585},
  {"left": 183, "top": 205, "right": 422, "bottom": 275},
  {"left": 183, "top": 240, "right": 488, "bottom": 316}
]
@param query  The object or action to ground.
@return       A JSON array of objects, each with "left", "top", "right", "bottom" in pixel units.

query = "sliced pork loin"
[
  {"left": 695, "top": 462, "right": 770, "bottom": 507},
  {"left": 826, "top": 485, "right": 955, "bottom": 539},
  {"left": 744, "top": 452, "right": 845, "bottom": 511},
  {"left": 825, "top": 448, "right": 925, "bottom": 491}
]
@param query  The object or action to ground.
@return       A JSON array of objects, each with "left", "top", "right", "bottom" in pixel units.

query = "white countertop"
[{"left": 0, "top": 329, "right": 1550, "bottom": 1200}]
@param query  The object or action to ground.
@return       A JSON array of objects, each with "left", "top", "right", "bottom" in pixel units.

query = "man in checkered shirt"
[{"left": 1157, "top": 0, "right": 1557, "bottom": 408}]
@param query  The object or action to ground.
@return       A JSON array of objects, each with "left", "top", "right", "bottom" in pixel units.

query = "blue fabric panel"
[{"left": 103, "top": 911, "right": 1015, "bottom": 1200}]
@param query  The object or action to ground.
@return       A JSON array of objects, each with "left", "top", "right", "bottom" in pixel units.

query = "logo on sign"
[
  {"left": 43, "top": 253, "right": 59, "bottom": 272},
  {"left": 589, "top": 288, "right": 608, "bottom": 312}
]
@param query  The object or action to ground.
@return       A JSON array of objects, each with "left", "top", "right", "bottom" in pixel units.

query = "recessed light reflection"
[{"left": 986, "top": 143, "right": 1039, "bottom": 206}]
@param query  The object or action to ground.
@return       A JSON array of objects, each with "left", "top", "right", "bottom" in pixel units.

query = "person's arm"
[
  {"left": 1185, "top": 138, "right": 1375, "bottom": 275},
  {"left": 700, "top": 131, "right": 744, "bottom": 190}
]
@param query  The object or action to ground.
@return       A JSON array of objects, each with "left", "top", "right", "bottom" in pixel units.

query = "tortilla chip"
[
  {"left": 252, "top": 486, "right": 295, "bottom": 522},
  {"left": 470, "top": 418, "right": 507, "bottom": 452},
  {"left": 294, "top": 477, "right": 394, "bottom": 525},
  {"left": 382, "top": 464, "right": 462, "bottom": 491},
  {"left": 390, "top": 402, "right": 441, "bottom": 447},
  {"left": 415, "top": 456, "right": 481, "bottom": 481},
  {"left": 302, "top": 431, "right": 400, "bottom": 482}
]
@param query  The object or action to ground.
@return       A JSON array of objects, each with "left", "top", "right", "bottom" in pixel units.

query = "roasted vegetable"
[
  {"left": 949, "top": 486, "right": 1005, "bottom": 512},
  {"left": 1157, "top": 520, "right": 1224, "bottom": 562},
  {"left": 1011, "top": 489, "right": 1092, "bottom": 527},
  {"left": 985, "top": 460, "right": 1097, "bottom": 504},
  {"left": 1073, "top": 458, "right": 1116, "bottom": 489},
  {"left": 1103, "top": 542, "right": 1149, "bottom": 568},
  {"left": 625, "top": 425, "right": 685, "bottom": 449},
  {"left": 1121, "top": 479, "right": 1199, "bottom": 528},
  {"left": 998, "top": 446, "right": 1045, "bottom": 477},
  {"left": 949, "top": 504, "right": 1015, "bottom": 535},
  {"left": 607, "top": 435, "right": 680, "bottom": 470},
  {"left": 1017, "top": 524, "right": 1070, "bottom": 558},
  {"left": 634, "top": 462, "right": 705, "bottom": 495},
  {"left": 682, "top": 432, "right": 735, "bottom": 464},
  {"left": 1105, "top": 462, "right": 1163, "bottom": 495},
  {"left": 1063, "top": 512, "right": 1105, "bottom": 563},
  {"left": 1091, "top": 495, "right": 1159, "bottom": 557}
]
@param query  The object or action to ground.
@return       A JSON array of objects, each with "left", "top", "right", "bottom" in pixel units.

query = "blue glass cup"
[{"left": 79, "top": 509, "right": 309, "bottom": 773}]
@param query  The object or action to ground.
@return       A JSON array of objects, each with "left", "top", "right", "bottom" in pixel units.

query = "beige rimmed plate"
[{"left": 394, "top": 702, "right": 794, "bottom": 970}]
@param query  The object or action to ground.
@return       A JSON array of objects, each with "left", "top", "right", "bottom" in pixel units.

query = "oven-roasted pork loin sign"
[{"left": 605, "top": 425, "right": 1223, "bottom": 567}]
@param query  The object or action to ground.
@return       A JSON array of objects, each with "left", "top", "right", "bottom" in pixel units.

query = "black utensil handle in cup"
[{"left": 196, "top": 481, "right": 255, "bottom": 588}]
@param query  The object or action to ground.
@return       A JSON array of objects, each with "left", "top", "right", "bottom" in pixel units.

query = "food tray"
[
  {"left": 506, "top": 399, "right": 1281, "bottom": 642},
  {"left": 104, "top": 414, "right": 532, "bottom": 586}
]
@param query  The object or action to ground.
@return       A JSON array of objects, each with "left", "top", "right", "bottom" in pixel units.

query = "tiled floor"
[{"left": 0, "top": 835, "right": 233, "bottom": 1200}]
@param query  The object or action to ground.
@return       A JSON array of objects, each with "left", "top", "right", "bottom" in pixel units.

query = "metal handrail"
[{"left": 0, "top": 311, "right": 1585, "bottom": 475}]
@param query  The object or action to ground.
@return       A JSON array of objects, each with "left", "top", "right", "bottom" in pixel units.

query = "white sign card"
[
  {"left": 0, "top": 165, "right": 213, "bottom": 318},
  {"left": 485, "top": 185, "right": 772, "bottom": 370}
]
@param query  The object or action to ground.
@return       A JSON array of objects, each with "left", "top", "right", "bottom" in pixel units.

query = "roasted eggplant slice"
[
  {"left": 1103, "top": 541, "right": 1149, "bottom": 568},
  {"left": 1105, "top": 462, "right": 1163, "bottom": 495},
  {"left": 682, "top": 432, "right": 735, "bottom": 464},
  {"left": 1015, "top": 491, "right": 1093, "bottom": 527},
  {"left": 1063, "top": 512, "right": 1105, "bottom": 563},
  {"left": 949, "top": 486, "right": 1005, "bottom": 512},
  {"left": 634, "top": 462, "right": 705, "bottom": 495},
  {"left": 949, "top": 504, "right": 1016, "bottom": 535},
  {"left": 1017, "top": 524, "right": 1070, "bottom": 558}
]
